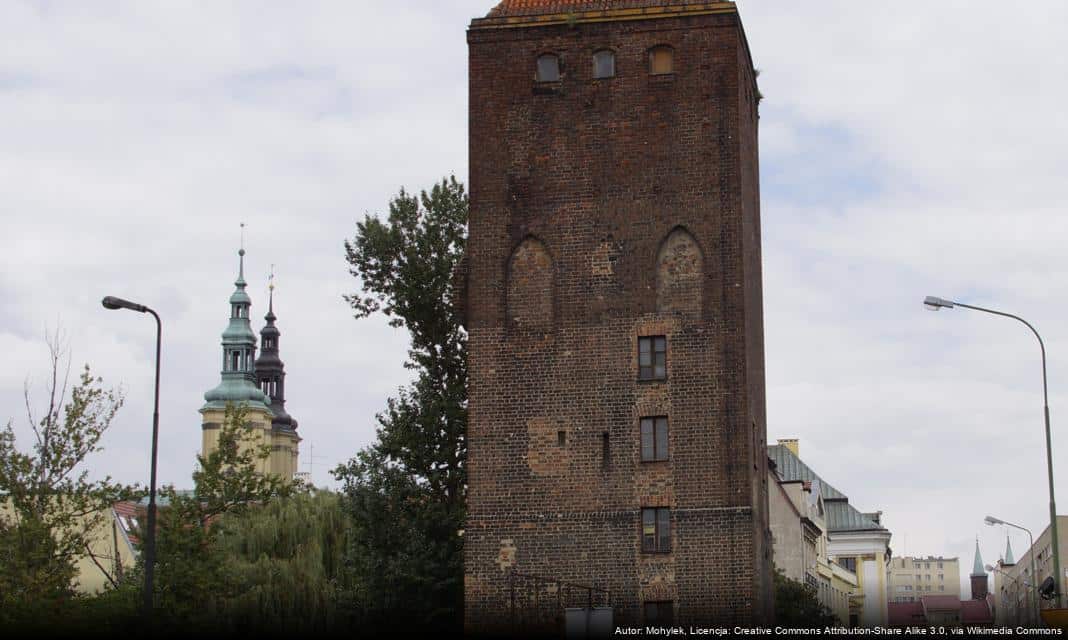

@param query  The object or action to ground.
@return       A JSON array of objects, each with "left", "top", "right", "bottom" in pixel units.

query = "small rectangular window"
[
  {"left": 640, "top": 417, "right": 668, "bottom": 461},
  {"left": 557, "top": 430, "right": 566, "bottom": 447},
  {"left": 650, "top": 47, "right": 674, "bottom": 75},
  {"left": 536, "top": 54, "right": 560, "bottom": 82},
  {"left": 638, "top": 336, "right": 666, "bottom": 380},
  {"left": 593, "top": 50, "right": 615, "bottom": 79},
  {"left": 641, "top": 507, "right": 670, "bottom": 553},
  {"left": 602, "top": 432, "right": 610, "bottom": 469}
]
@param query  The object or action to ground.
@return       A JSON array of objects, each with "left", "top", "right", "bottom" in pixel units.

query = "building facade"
[
  {"left": 768, "top": 463, "right": 856, "bottom": 624},
  {"left": 769, "top": 439, "right": 891, "bottom": 627},
  {"left": 992, "top": 515, "right": 1068, "bottom": 626},
  {"left": 200, "top": 249, "right": 299, "bottom": 478},
  {"left": 888, "top": 556, "right": 961, "bottom": 602},
  {"left": 462, "top": 0, "right": 770, "bottom": 630}
]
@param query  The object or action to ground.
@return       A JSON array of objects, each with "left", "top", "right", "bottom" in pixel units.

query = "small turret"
[{"left": 255, "top": 268, "right": 298, "bottom": 433}]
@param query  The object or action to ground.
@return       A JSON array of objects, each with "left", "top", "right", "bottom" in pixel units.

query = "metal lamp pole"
[
  {"left": 986, "top": 516, "right": 1039, "bottom": 625},
  {"left": 925, "top": 296, "right": 1061, "bottom": 610},
  {"left": 101, "top": 296, "right": 161, "bottom": 618}
]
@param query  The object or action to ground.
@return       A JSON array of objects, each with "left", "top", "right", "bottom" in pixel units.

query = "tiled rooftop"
[{"left": 486, "top": 0, "right": 730, "bottom": 18}]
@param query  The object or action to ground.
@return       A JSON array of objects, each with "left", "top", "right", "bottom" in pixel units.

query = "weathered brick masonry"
[{"left": 461, "top": 0, "right": 771, "bottom": 630}]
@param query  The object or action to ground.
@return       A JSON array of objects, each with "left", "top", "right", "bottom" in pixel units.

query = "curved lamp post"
[
  {"left": 925, "top": 295, "right": 1060, "bottom": 609},
  {"left": 986, "top": 515, "right": 1039, "bottom": 624},
  {"left": 101, "top": 296, "right": 160, "bottom": 618}
]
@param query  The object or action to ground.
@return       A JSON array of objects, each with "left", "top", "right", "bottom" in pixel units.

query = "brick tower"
[{"left": 461, "top": 0, "right": 770, "bottom": 630}]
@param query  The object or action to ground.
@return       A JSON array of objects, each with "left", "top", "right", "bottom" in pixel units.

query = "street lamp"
[
  {"left": 986, "top": 515, "right": 1039, "bottom": 625},
  {"left": 101, "top": 296, "right": 161, "bottom": 618},
  {"left": 924, "top": 295, "right": 1061, "bottom": 608}
]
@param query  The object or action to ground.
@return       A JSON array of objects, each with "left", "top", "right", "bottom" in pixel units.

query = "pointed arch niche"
[
  {"left": 655, "top": 228, "right": 703, "bottom": 318},
  {"left": 506, "top": 237, "right": 554, "bottom": 329}
]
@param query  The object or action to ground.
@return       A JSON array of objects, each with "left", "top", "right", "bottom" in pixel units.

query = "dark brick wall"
[{"left": 464, "top": 7, "right": 770, "bottom": 631}]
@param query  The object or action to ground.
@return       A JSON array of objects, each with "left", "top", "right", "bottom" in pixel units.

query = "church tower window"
[
  {"left": 536, "top": 54, "right": 560, "bottom": 82},
  {"left": 649, "top": 45, "right": 674, "bottom": 75},
  {"left": 593, "top": 50, "right": 615, "bottom": 79}
]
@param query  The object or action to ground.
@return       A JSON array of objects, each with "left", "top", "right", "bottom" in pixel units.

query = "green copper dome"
[{"left": 202, "top": 248, "right": 273, "bottom": 414}]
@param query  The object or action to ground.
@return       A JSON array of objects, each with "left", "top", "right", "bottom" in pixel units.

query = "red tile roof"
[
  {"left": 888, "top": 601, "right": 925, "bottom": 627},
  {"left": 922, "top": 595, "right": 962, "bottom": 612},
  {"left": 113, "top": 500, "right": 144, "bottom": 545},
  {"left": 889, "top": 596, "right": 995, "bottom": 627},
  {"left": 487, "top": 0, "right": 726, "bottom": 18},
  {"left": 960, "top": 597, "right": 995, "bottom": 625}
]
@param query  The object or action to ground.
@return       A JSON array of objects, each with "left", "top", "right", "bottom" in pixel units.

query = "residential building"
[
  {"left": 769, "top": 439, "right": 892, "bottom": 627},
  {"left": 0, "top": 499, "right": 138, "bottom": 594},
  {"left": 991, "top": 515, "right": 1068, "bottom": 626},
  {"left": 461, "top": 0, "right": 770, "bottom": 630},
  {"left": 200, "top": 248, "right": 300, "bottom": 478},
  {"left": 992, "top": 535, "right": 1037, "bottom": 627},
  {"left": 768, "top": 462, "right": 856, "bottom": 624},
  {"left": 888, "top": 555, "right": 961, "bottom": 602}
]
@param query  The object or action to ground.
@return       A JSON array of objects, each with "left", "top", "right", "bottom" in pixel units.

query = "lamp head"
[
  {"left": 986, "top": 564, "right": 996, "bottom": 572},
  {"left": 924, "top": 295, "right": 955, "bottom": 311},
  {"left": 101, "top": 296, "right": 147, "bottom": 313},
  {"left": 985, "top": 515, "right": 1003, "bottom": 526}
]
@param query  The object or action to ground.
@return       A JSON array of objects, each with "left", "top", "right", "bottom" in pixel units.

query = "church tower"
[
  {"left": 200, "top": 246, "right": 292, "bottom": 478},
  {"left": 463, "top": 0, "right": 769, "bottom": 630},
  {"left": 253, "top": 273, "right": 300, "bottom": 478},
  {"left": 971, "top": 539, "right": 989, "bottom": 600}
]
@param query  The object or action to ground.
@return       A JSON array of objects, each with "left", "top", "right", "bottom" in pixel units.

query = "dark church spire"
[{"left": 255, "top": 267, "right": 297, "bottom": 432}]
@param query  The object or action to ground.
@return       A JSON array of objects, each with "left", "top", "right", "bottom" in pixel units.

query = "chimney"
[{"left": 777, "top": 438, "right": 799, "bottom": 457}]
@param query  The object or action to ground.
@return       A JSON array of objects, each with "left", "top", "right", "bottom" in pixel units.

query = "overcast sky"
[{"left": 2, "top": 1, "right": 1065, "bottom": 597}]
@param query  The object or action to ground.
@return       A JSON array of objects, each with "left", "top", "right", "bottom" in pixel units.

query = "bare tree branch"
[{"left": 83, "top": 540, "right": 119, "bottom": 590}]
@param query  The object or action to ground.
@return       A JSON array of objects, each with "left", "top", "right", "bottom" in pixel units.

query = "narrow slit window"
[
  {"left": 638, "top": 336, "right": 667, "bottom": 380},
  {"left": 650, "top": 46, "right": 674, "bottom": 75},
  {"left": 557, "top": 430, "right": 566, "bottom": 447},
  {"left": 640, "top": 417, "right": 668, "bottom": 462},
  {"left": 536, "top": 54, "right": 561, "bottom": 82},
  {"left": 230, "top": 351, "right": 239, "bottom": 371},
  {"left": 593, "top": 50, "right": 615, "bottom": 79},
  {"left": 602, "top": 432, "right": 610, "bottom": 468}
]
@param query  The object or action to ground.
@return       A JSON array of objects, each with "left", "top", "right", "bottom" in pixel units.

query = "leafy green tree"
[
  {"left": 211, "top": 490, "right": 349, "bottom": 633},
  {"left": 773, "top": 569, "right": 838, "bottom": 627},
  {"left": 149, "top": 403, "right": 301, "bottom": 627},
  {"left": 335, "top": 176, "right": 468, "bottom": 630},
  {"left": 0, "top": 333, "right": 133, "bottom": 625}
]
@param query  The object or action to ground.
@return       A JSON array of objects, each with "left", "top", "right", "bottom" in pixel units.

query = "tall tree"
[
  {"left": 0, "top": 332, "right": 133, "bottom": 624},
  {"left": 149, "top": 403, "right": 302, "bottom": 627},
  {"left": 336, "top": 176, "right": 468, "bottom": 629}
]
